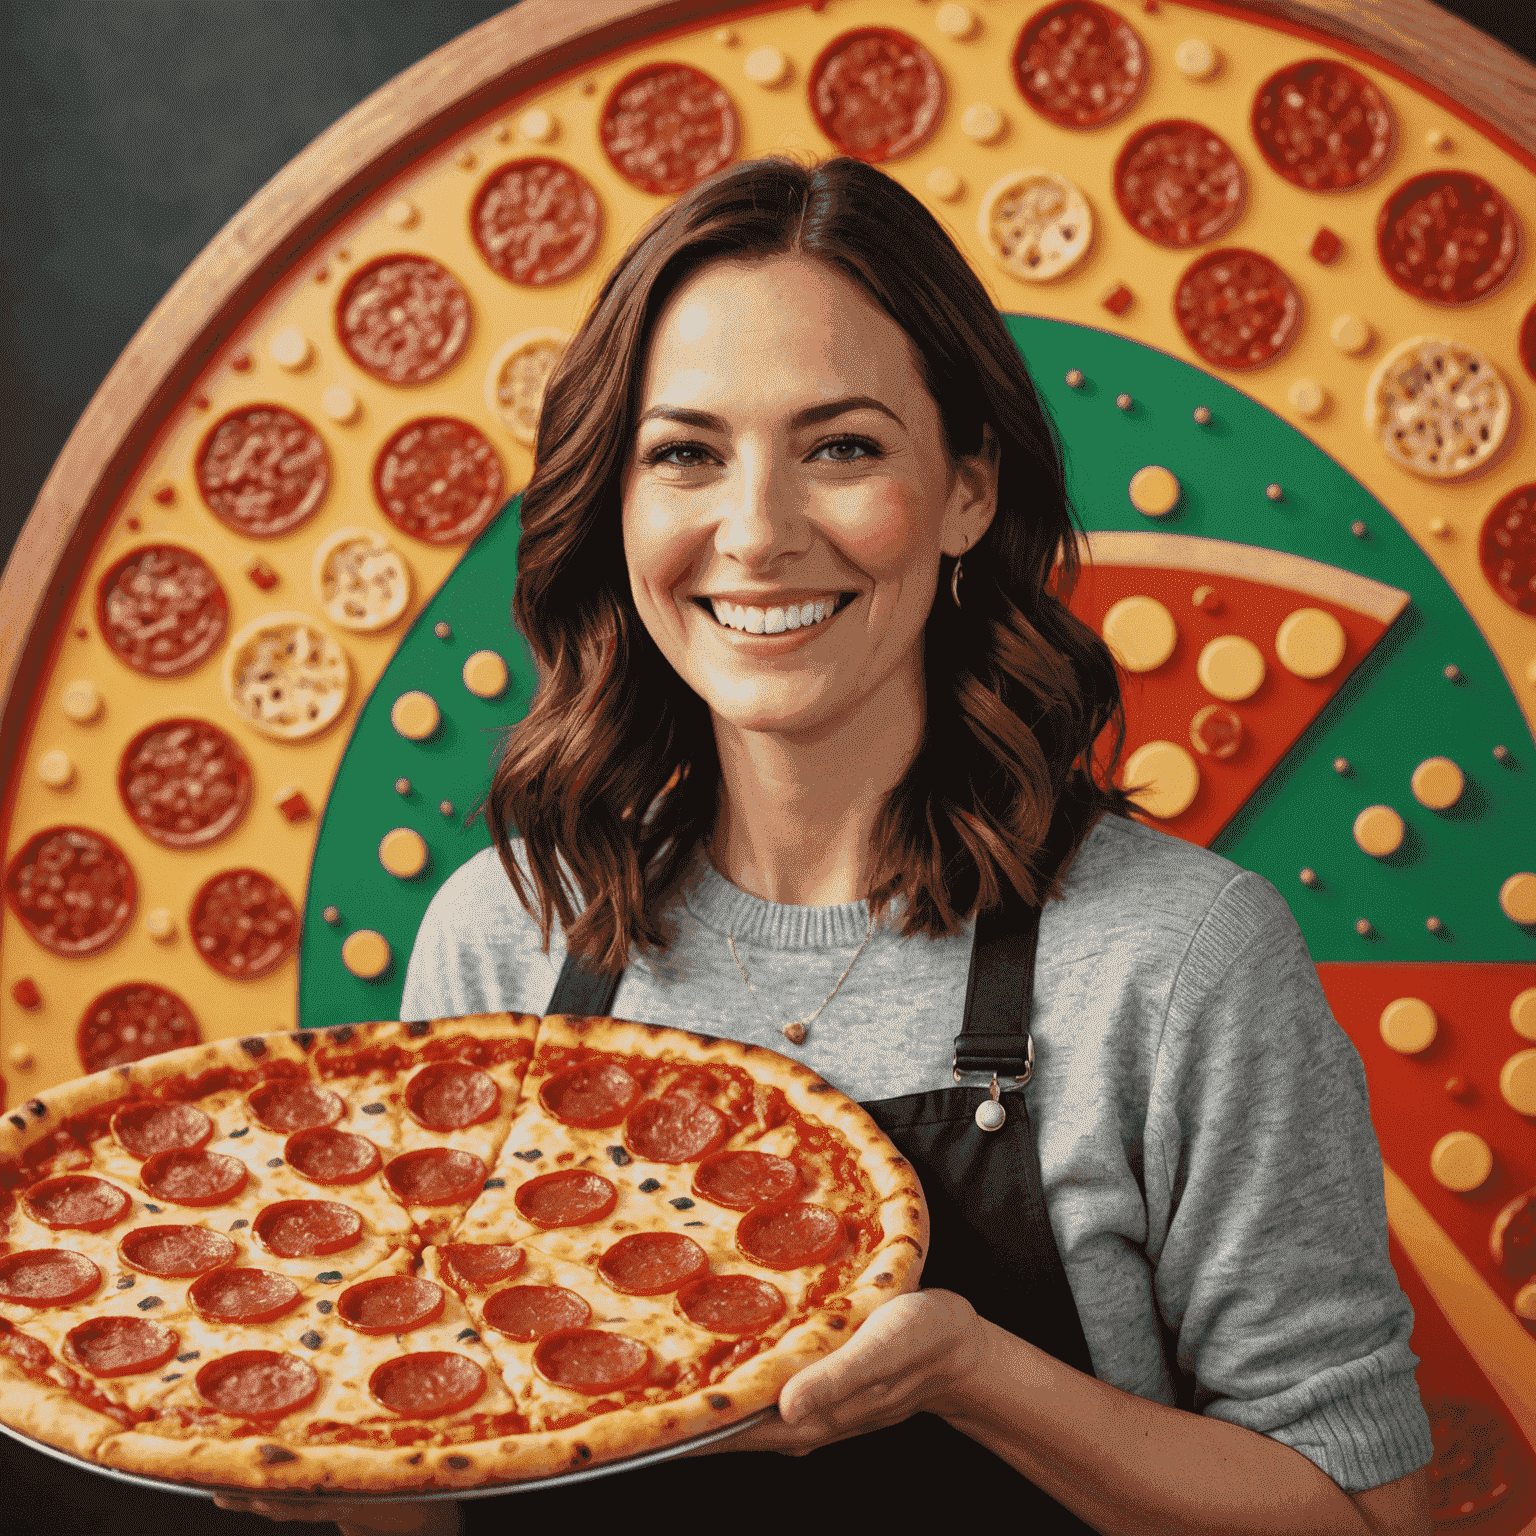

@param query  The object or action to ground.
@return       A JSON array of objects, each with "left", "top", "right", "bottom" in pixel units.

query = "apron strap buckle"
[{"left": 951, "top": 1031, "right": 1034, "bottom": 1087}]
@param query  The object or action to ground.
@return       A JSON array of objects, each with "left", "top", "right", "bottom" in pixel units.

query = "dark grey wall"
[{"left": 2, "top": 0, "right": 1533, "bottom": 574}]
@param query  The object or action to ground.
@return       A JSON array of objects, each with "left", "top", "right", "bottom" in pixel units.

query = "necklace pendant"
[{"left": 782, "top": 1021, "right": 807, "bottom": 1046}]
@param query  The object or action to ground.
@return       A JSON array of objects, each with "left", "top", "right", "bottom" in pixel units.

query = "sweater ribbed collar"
[{"left": 680, "top": 844, "right": 881, "bottom": 951}]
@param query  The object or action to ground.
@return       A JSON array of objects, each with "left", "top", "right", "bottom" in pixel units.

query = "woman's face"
[{"left": 621, "top": 255, "right": 997, "bottom": 748}]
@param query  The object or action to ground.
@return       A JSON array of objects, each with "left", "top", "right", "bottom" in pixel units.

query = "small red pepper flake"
[
  {"left": 75, "top": 626, "right": 89, "bottom": 639},
  {"left": 246, "top": 558, "right": 279, "bottom": 591},
  {"left": 1143, "top": 0, "right": 1158, "bottom": 11},
  {"left": 276, "top": 788, "right": 311, "bottom": 822},
  {"left": 126, "top": 516, "right": 141, "bottom": 532},
  {"left": 153, "top": 485, "right": 175, "bottom": 505},
  {"left": 1102, "top": 285, "right": 1133, "bottom": 316},
  {"left": 193, "top": 393, "right": 210, "bottom": 410},
  {"left": 231, "top": 350, "right": 252, "bottom": 372},
  {"left": 11, "top": 978, "right": 41, "bottom": 1010},
  {"left": 314, "top": 267, "right": 329, "bottom": 283},
  {"left": 1309, "top": 227, "right": 1342, "bottom": 264}
]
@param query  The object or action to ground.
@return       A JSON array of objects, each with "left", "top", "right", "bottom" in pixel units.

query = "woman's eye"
[
  {"left": 643, "top": 440, "right": 714, "bottom": 468},
  {"left": 814, "top": 437, "right": 879, "bottom": 463}
]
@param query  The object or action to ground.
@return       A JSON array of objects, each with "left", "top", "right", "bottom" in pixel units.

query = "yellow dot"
[
  {"left": 1330, "top": 314, "right": 1372, "bottom": 355},
  {"left": 1379, "top": 997, "right": 1437, "bottom": 1054},
  {"left": 960, "top": 103, "right": 1003, "bottom": 143},
  {"left": 144, "top": 908, "right": 176, "bottom": 942},
  {"left": 1128, "top": 465, "right": 1181, "bottom": 518},
  {"left": 379, "top": 827, "right": 429, "bottom": 880},
  {"left": 37, "top": 749, "right": 74, "bottom": 789},
  {"left": 391, "top": 690, "right": 440, "bottom": 740},
  {"left": 268, "top": 326, "right": 311, "bottom": 370},
  {"left": 1197, "top": 635, "right": 1265, "bottom": 701},
  {"left": 1500, "top": 873, "right": 1536, "bottom": 925},
  {"left": 935, "top": 3, "right": 977, "bottom": 39},
  {"left": 342, "top": 930, "right": 392, "bottom": 979},
  {"left": 1411, "top": 756, "right": 1464, "bottom": 810},
  {"left": 1123, "top": 741, "right": 1200, "bottom": 820},
  {"left": 519, "top": 107, "right": 555, "bottom": 141},
  {"left": 1430, "top": 1130, "right": 1492, "bottom": 1192},
  {"left": 462, "top": 650, "right": 508, "bottom": 699},
  {"left": 61, "top": 679, "right": 101, "bottom": 722},
  {"left": 1173, "top": 37, "right": 1218, "bottom": 78},
  {"left": 385, "top": 199, "right": 417, "bottom": 228},
  {"left": 1353, "top": 805, "right": 1405, "bottom": 858},
  {"left": 926, "top": 166, "right": 963, "bottom": 201},
  {"left": 1512, "top": 986, "right": 1536, "bottom": 1041},
  {"left": 1275, "top": 608, "right": 1346, "bottom": 679},
  {"left": 1287, "top": 378, "right": 1326, "bottom": 418},
  {"left": 1102, "top": 596, "right": 1177, "bottom": 673},
  {"left": 1516, "top": 1281, "right": 1536, "bottom": 1323},
  {"left": 1500, "top": 1049, "right": 1536, "bottom": 1115},
  {"left": 321, "top": 384, "right": 359, "bottom": 423},
  {"left": 743, "top": 46, "right": 789, "bottom": 85}
]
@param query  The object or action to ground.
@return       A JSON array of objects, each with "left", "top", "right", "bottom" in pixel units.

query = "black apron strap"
[{"left": 546, "top": 948, "right": 623, "bottom": 1017}]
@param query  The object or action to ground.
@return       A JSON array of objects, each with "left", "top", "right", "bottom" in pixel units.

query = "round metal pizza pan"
[{"left": 0, "top": 1406, "right": 774, "bottom": 1501}]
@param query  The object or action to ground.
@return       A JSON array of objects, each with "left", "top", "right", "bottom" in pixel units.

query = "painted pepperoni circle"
[
  {"left": 0, "top": 1250, "right": 101, "bottom": 1307},
  {"left": 1521, "top": 302, "right": 1536, "bottom": 386},
  {"left": 111, "top": 1101, "right": 214, "bottom": 1161},
  {"left": 1479, "top": 484, "right": 1536, "bottom": 617},
  {"left": 533, "top": 1329, "right": 651, "bottom": 1394},
  {"left": 189, "top": 869, "right": 299, "bottom": 980},
  {"left": 64, "top": 1316, "right": 179, "bottom": 1379},
  {"left": 369, "top": 1351, "right": 486, "bottom": 1418},
  {"left": 189, "top": 1267, "right": 303, "bottom": 1325},
  {"left": 1423, "top": 1397, "right": 1516, "bottom": 1523},
  {"left": 5, "top": 826, "right": 135, "bottom": 959},
  {"left": 195, "top": 405, "right": 330, "bottom": 537},
  {"left": 1115, "top": 119, "right": 1245, "bottom": 248},
  {"left": 119, "top": 1224, "right": 237, "bottom": 1278},
  {"left": 253, "top": 1199, "right": 364, "bottom": 1258},
  {"left": 1012, "top": 0, "right": 1146, "bottom": 129},
  {"left": 96, "top": 543, "right": 228, "bottom": 679},
  {"left": 284, "top": 1128, "right": 382, "bottom": 1186},
  {"left": 141, "top": 1148, "right": 248, "bottom": 1208},
  {"left": 77, "top": 983, "right": 201, "bottom": 1075},
  {"left": 25, "top": 1175, "right": 132, "bottom": 1233},
  {"left": 373, "top": 417, "right": 504, "bottom": 546},
  {"left": 809, "top": 28, "right": 944, "bottom": 163},
  {"left": 441, "top": 1243, "right": 525, "bottom": 1290},
  {"left": 512, "top": 1170, "right": 617, "bottom": 1230},
  {"left": 598, "top": 1231, "right": 709, "bottom": 1296},
  {"left": 384, "top": 1148, "right": 488, "bottom": 1207},
  {"left": 1377, "top": 171, "right": 1520, "bottom": 305},
  {"left": 481, "top": 1284, "right": 591, "bottom": 1343},
  {"left": 736, "top": 1201, "right": 845, "bottom": 1270},
  {"left": 1250, "top": 59, "right": 1394, "bottom": 191},
  {"left": 624, "top": 1095, "right": 729, "bottom": 1163},
  {"left": 336, "top": 254, "right": 471, "bottom": 386},
  {"left": 692, "top": 1150, "right": 803, "bottom": 1212},
  {"left": 600, "top": 62, "right": 739, "bottom": 193},
  {"left": 118, "top": 719, "right": 252, "bottom": 851},
  {"left": 337, "top": 1276, "right": 445, "bottom": 1335},
  {"left": 196, "top": 1351, "right": 321, "bottom": 1419},
  {"left": 472, "top": 158, "right": 601, "bottom": 286},
  {"left": 247, "top": 1079, "right": 345, "bottom": 1134},
  {"left": 404, "top": 1060, "right": 499, "bottom": 1132},
  {"left": 676, "top": 1272, "right": 787, "bottom": 1335},
  {"left": 1174, "top": 248, "right": 1302, "bottom": 371},
  {"left": 539, "top": 1061, "right": 640, "bottom": 1129}
]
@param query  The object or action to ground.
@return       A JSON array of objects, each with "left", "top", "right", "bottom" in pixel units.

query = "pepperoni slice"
[
  {"left": 253, "top": 1199, "right": 364, "bottom": 1257},
  {"left": 285, "top": 1128, "right": 382, "bottom": 1186},
  {"left": 5, "top": 826, "right": 135, "bottom": 959},
  {"left": 1377, "top": 171, "right": 1519, "bottom": 305},
  {"left": 1250, "top": 59, "right": 1394, "bottom": 192},
  {"left": 64, "top": 1316, "right": 178, "bottom": 1379},
  {"left": 118, "top": 719, "right": 252, "bottom": 851},
  {"left": 337, "top": 1276, "right": 445, "bottom": 1335},
  {"left": 624, "top": 1095, "right": 729, "bottom": 1164},
  {"left": 513, "top": 1170, "right": 617, "bottom": 1230},
  {"left": 119, "top": 1224, "right": 237, "bottom": 1278},
  {"left": 473, "top": 158, "right": 601, "bottom": 286},
  {"left": 384, "top": 1148, "right": 488, "bottom": 1207},
  {"left": 692, "top": 1150, "right": 802, "bottom": 1212},
  {"left": 1423, "top": 1397, "right": 1517, "bottom": 1524},
  {"left": 196, "top": 1351, "right": 321, "bottom": 1419},
  {"left": 111, "top": 1102, "right": 214, "bottom": 1161},
  {"left": 77, "top": 983, "right": 201, "bottom": 1075},
  {"left": 0, "top": 1250, "right": 101, "bottom": 1307},
  {"left": 247, "top": 1080, "right": 345, "bottom": 1134},
  {"left": 677, "top": 1273, "right": 786, "bottom": 1335},
  {"left": 96, "top": 543, "right": 228, "bottom": 679},
  {"left": 25, "top": 1175, "right": 132, "bottom": 1232},
  {"left": 533, "top": 1329, "right": 651, "bottom": 1394},
  {"left": 1479, "top": 485, "right": 1536, "bottom": 617},
  {"left": 404, "top": 1060, "right": 498, "bottom": 1132},
  {"left": 539, "top": 1061, "right": 640, "bottom": 1129},
  {"left": 337, "top": 254, "right": 470, "bottom": 386},
  {"left": 600, "top": 63, "right": 739, "bottom": 194},
  {"left": 373, "top": 417, "right": 504, "bottom": 546},
  {"left": 1174, "top": 248, "right": 1302, "bottom": 372},
  {"left": 809, "top": 28, "right": 944, "bottom": 163},
  {"left": 1013, "top": 1, "right": 1147, "bottom": 129},
  {"left": 189, "top": 869, "right": 299, "bottom": 980},
  {"left": 736, "top": 1202, "right": 845, "bottom": 1270},
  {"left": 482, "top": 1284, "right": 591, "bottom": 1342},
  {"left": 598, "top": 1232, "right": 709, "bottom": 1296},
  {"left": 369, "top": 1351, "right": 486, "bottom": 1418},
  {"left": 1521, "top": 302, "right": 1536, "bottom": 386},
  {"left": 195, "top": 405, "right": 330, "bottom": 537},
  {"left": 190, "top": 1267, "right": 303, "bottom": 1325},
  {"left": 1114, "top": 120, "right": 1245, "bottom": 249},
  {"left": 141, "top": 1148, "right": 248, "bottom": 1208},
  {"left": 441, "top": 1243, "right": 525, "bottom": 1291}
]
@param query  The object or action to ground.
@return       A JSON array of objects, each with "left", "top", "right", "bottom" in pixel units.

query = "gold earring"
[{"left": 951, "top": 546, "right": 965, "bottom": 608}]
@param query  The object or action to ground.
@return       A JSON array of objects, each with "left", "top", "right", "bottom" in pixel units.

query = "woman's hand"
[{"left": 211, "top": 1492, "right": 460, "bottom": 1536}]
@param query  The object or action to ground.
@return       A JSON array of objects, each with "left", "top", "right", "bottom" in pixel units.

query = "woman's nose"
[{"left": 713, "top": 454, "right": 807, "bottom": 566}]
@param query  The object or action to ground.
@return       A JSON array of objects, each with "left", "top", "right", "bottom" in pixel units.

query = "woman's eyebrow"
[{"left": 634, "top": 395, "right": 906, "bottom": 431}]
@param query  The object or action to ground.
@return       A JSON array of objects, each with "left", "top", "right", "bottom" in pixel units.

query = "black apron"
[{"left": 464, "top": 887, "right": 1102, "bottom": 1532}]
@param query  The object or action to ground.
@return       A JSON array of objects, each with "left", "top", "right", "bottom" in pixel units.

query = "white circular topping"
[
  {"left": 935, "top": 4, "right": 977, "bottom": 39},
  {"left": 486, "top": 328, "right": 568, "bottom": 447},
  {"left": 1379, "top": 997, "right": 1437, "bottom": 1054},
  {"left": 320, "top": 384, "right": 359, "bottom": 423},
  {"left": 61, "top": 679, "right": 101, "bottom": 723},
  {"left": 221, "top": 613, "right": 351, "bottom": 741},
  {"left": 1197, "top": 636, "right": 1265, "bottom": 702},
  {"left": 743, "top": 46, "right": 789, "bottom": 86},
  {"left": 1330, "top": 314, "right": 1372, "bottom": 355},
  {"left": 1122, "top": 742, "right": 1200, "bottom": 820},
  {"left": 1365, "top": 336, "right": 1511, "bottom": 479},
  {"left": 36, "top": 749, "right": 74, "bottom": 789},
  {"left": 1287, "top": 378, "right": 1326, "bottom": 418},
  {"left": 978, "top": 169, "right": 1092, "bottom": 282},
  {"left": 312, "top": 527, "right": 413, "bottom": 634},
  {"left": 961, "top": 103, "right": 1004, "bottom": 143},
  {"left": 1429, "top": 1130, "right": 1492, "bottom": 1192},
  {"left": 519, "top": 107, "right": 556, "bottom": 142},
  {"left": 268, "top": 326, "right": 311, "bottom": 370},
  {"left": 385, "top": 199, "right": 418, "bottom": 228},
  {"left": 145, "top": 908, "right": 176, "bottom": 942},
  {"left": 926, "top": 166, "right": 963, "bottom": 201},
  {"left": 1275, "top": 608, "right": 1346, "bottom": 679},
  {"left": 1102, "top": 596, "right": 1177, "bottom": 673},
  {"left": 1173, "top": 38, "right": 1218, "bottom": 79}
]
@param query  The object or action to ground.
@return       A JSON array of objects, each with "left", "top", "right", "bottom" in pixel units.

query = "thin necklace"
[{"left": 726, "top": 910, "right": 876, "bottom": 1046}]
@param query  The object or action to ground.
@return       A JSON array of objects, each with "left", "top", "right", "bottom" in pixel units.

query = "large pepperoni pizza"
[{"left": 0, "top": 1013, "right": 925, "bottom": 1491}]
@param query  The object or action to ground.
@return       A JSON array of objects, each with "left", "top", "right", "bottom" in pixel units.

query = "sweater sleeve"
[{"left": 1141, "top": 870, "right": 1433, "bottom": 1492}]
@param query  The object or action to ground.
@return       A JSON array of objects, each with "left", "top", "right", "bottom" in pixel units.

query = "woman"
[{"left": 219, "top": 156, "right": 1432, "bottom": 1535}]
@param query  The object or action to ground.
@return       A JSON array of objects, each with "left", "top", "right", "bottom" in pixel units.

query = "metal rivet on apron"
[{"left": 976, "top": 1076, "right": 1006, "bottom": 1132}]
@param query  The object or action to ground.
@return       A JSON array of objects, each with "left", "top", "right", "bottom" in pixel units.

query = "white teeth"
[
  {"left": 800, "top": 603, "right": 815, "bottom": 627},
  {"left": 707, "top": 597, "right": 845, "bottom": 634},
  {"left": 745, "top": 608, "right": 765, "bottom": 634},
  {"left": 765, "top": 607, "right": 786, "bottom": 634},
  {"left": 784, "top": 606, "right": 801, "bottom": 630}
]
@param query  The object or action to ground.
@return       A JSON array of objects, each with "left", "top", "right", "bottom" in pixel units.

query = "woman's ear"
[{"left": 948, "top": 423, "right": 1000, "bottom": 554}]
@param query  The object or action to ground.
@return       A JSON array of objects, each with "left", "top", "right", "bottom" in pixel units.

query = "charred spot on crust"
[
  {"left": 828, "top": 1317, "right": 846, "bottom": 1330},
  {"left": 26, "top": 1100, "right": 46, "bottom": 1118},
  {"left": 708, "top": 1394, "right": 731, "bottom": 1409},
  {"left": 606, "top": 1146, "right": 630, "bottom": 1166},
  {"left": 7, "top": 1115, "right": 25, "bottom": 1132},
  {"left": 406, "top": 1021, "right": 431, "bottom": 1038},
  {"left": 295, "top": 1031, "right": 315, "bottom": 1051},
  {"left": 446, "top": 1455, "right": 471, "bottom": 1470},
  {"left": 240, "top": 1038, "right": 268, "bottom": 1058},
  {"left": 874, "top": 1272, "right": 895, "bottom": 1288},
  {"left": 639, "top": 1178, "right": 661, "bottom": 1193},
  {"left": 259, "top": 1445, "right": 297, "bottom": 1464},
  {"left": 407, "top": 1454, "right": 423, "bottom": 1465},
  {"left": 328, "top": 1027, "right": 354, "bottom": 1044},
  {"left": 574, "top": 1445, "right": 592, "bottom": 1461},
  {"left": 807, "top": 1081, "right": 832, "bottom": 1093}
]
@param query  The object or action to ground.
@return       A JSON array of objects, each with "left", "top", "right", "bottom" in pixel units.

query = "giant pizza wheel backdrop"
[{"left": 2, "top": 0, "right": 1535, "bottom": 1517}]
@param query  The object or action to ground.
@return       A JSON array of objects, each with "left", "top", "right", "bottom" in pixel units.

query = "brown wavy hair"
[{"left": 486, "top": 155, "right": 1130, "bottom": 971}]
